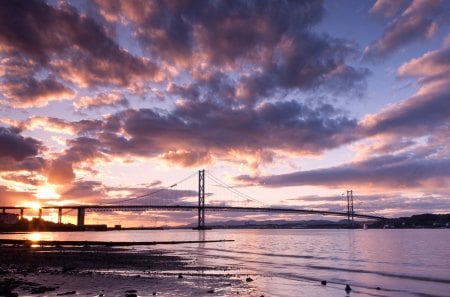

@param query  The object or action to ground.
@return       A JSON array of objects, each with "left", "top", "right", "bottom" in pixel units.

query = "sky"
[{"left": 1, "top": 0, "right": 450, "bottom": 227}]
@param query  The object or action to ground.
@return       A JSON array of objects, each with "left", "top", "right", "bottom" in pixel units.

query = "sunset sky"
[{"left": 1, "top": 0, "right": 450, "bottom": 226}]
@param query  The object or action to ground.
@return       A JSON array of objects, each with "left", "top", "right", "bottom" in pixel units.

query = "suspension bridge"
[{"left": 1, "top": 170, "right": 385, "bottom": 229}]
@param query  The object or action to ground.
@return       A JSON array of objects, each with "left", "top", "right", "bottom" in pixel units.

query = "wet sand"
[{"left": 0, "top": 245, "right": 258, "bottom": 296}]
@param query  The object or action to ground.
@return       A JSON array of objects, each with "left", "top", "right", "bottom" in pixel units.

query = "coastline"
[{"left": 0, "top": 244, "right": 255, "bottom": 296}]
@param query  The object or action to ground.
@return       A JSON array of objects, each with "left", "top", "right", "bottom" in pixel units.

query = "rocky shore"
[{"left": 0, "top": 245, "right": 255, "bottom": 296}]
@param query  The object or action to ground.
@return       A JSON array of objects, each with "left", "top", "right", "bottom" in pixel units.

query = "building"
[{"left": 0, "top": 213, "right": 19, "bottom": 225}]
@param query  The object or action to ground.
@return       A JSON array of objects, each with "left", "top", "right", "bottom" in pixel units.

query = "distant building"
[{"left": 0, "top": 213, "right": 19, "bottom": 225}]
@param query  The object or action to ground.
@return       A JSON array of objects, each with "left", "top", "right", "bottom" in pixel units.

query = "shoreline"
[
  {"left": 0, "top": 245, "right": 256, "bottom": 296},
  {"left": 0, "top": 239, "right": 234, "bottom": 247}
]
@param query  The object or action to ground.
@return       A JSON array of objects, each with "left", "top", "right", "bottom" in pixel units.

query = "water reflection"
[{"left": 2, "top": 229, "right": 449, "bottom": 296}]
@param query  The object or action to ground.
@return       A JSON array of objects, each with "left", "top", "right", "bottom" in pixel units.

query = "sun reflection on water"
[{"left": 28, "top": 232, "right": 41, "bottom": 242}]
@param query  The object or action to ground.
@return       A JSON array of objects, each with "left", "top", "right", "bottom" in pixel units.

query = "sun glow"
[
  {"left": 28, "top": 233, "right": 41, "bottom": 241},
  {"left": 35, "top": 185, "right": 61, "bottom": 200},
  {"left": 21, "top": 201, "right": 42, "bottom": 211}
]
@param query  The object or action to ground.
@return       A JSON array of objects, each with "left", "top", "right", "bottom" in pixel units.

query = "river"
[{"left": 2, "top": 228, "right": 450, "bottom": 296}]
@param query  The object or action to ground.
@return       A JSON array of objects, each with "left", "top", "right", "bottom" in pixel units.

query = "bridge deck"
[{"left": 1, "top": 205, "right": 385, "bottom": 220}]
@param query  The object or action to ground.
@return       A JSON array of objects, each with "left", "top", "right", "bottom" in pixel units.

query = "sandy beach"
[{"left": 0, "top": 244, "right": 258, "bottom": 297}]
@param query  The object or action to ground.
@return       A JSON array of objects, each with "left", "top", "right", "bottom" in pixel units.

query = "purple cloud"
[
  {"left": 95, "top": 0, "right": 368, "bottom": 103},
  {"left": 364, "top": 0, "right": 444, "bottom": 59},
  {"left": 0, "top": 127, "right": 42, "bottom": 161},
  {"left": 236, "top": 154, "right": 450, "bottom": 190},
  {"left": 0, "top": 0, "right": 160, "bottom": 107}
]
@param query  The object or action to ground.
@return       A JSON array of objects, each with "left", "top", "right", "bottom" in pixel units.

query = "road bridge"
[{"left": 1, "top": 170, "right": 386, "bottom": 228}]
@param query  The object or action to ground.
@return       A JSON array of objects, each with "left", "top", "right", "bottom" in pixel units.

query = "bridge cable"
[
  {"left": 107, "top": 171, "right": 198, "bottom": 205},
  {"left": 206, "top": 172, "right": 268, "bottom": 206}
]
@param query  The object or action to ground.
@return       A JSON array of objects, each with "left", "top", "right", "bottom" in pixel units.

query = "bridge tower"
[
  {"left": 197, "top": 169, "right": 206, "bottom": 229},
  {"left": 77, "top": 207, "right": 85, "bottom": 227},
  {"left": 346, "top": 190, "right": 354, "bottom": 224}
]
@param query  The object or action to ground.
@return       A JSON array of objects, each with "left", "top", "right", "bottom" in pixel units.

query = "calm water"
[{"left": 3, "top": 229, "right": 450, "bottom": 296}]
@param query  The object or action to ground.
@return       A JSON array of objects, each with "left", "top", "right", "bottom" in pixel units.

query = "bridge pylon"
[
  {"left": 347, "top": 190, "right": 354, "bottom": 224},
  {"left": 196, "top": 169, "right": 206, "bottom": 230}
]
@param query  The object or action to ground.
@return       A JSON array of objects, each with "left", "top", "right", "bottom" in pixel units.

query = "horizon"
[{"left": 1, "top": 0, "right": 450, "bottom": 227}]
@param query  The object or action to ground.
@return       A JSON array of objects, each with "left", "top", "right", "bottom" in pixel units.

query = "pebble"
[
  {"left": 321, "top": 280, "right": 327, "bottom": 286},
  {"left": 178, "top": 273, "right": 183, "bottom": 279},
  {"left": 245, "top": 277, "right": 254, "bottom": 282}
]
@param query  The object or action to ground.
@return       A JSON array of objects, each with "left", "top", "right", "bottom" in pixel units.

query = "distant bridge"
[{"left": 1, "top": 170, "right": 386, "bottom": 228}]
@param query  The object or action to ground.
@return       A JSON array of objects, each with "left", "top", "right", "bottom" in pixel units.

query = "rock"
[
  {"left": 0, "top": 286, "right": 12, "bottom": 295},
  {"left": 153, "top": 292, "right": 157, "bottom": 296},
  {"left": 125, "top": 290, "right": 137, "bottom": 293},
  {"left": 345, "top": 284, "right": 352, "bottom": 293},
  {"left": 321, "top": 280, "right": 327, "bottom": 286},
  {"left": 31, "top": 286, "right": 47, "bottom": 294},
  {"left": 207, "top": 289, "right": 214, "bottom": 293},
  {"left": 56, "top": 291, "right": 76, "bottom": 296},
  {"left": 125, "top": 294, "right": 137, "bottom": 297},
  {"left": 62, "top": 266, "right": 75, "bottom": 273},
  {"left": 245, "top": 277, "right": 253, "bottom": 282},
  {"left": 178, "top": 273, "right": 183, "bottom": 279},
  {"left": 376, "top": 287, "right": 381, "bottom": 290}
]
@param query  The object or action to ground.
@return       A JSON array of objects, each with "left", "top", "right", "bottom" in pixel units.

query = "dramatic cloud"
[
  {"left": 0, "top": 127, "right": 42, "bottom": 161},
  {"left": 0, "top": 0, "right": 160, "bottom": 107},
  {"left": 98, "top": 100, "right": 357, "bottom": 164},
  {"left": 365, "top": 0, "right": 444, "bottom": 59},
  {"left": 95, "top": 0, "right": 368, "bottom": 104},
  {"left": 1, "top": 0, "right": 448, "bottom": 219},
  {"left": 237, "top": 154, "right": 450, "bottom": 190}
]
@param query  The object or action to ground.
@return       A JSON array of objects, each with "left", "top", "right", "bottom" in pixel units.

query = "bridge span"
[
  {"left": 1, "top": 204, "right": 385, "bottom": 228},
  {"left": 1, "top": 170, "right": 386, "bottom": 228}
]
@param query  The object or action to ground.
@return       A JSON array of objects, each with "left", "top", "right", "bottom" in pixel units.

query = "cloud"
[
  {"left": 94, "top": 0, "right": 368, "bottom": 103},
  {"left": 360, "top": 46, "right": 450, "bottom": 136},
  {"left": 0, "top": 0, "right": 160, "bottom": 107},
  {"left": 74, "top": 92, "right": 129, "bottom": 111},
  {"left": 61, "top": 180, "right": 107, "bottom": 203},
  {"left": 242, "top": 43, "right": 450, "bottom": 193},
  {"left": 236, "top": 154, "right": 450, "bottom": 190},
  {"left": 0, "top": 127, "right": 42, "bottom": 161},
  {"left": 0, "top": 76, "right": 74, "bottom": 108},
  {"left": 160, "top": 150, "right": 211, "bottom": 167},
  {"left": 369, "top": 0, "right": 408, "bottom": 17},
  {"left": 104, "top": 100, "right": 357, "bottom": 160},
  {"left": 46, "top": 159, "right": 76, "bottom": 185},
  {"left": 0, "top": 185, "right": 35, "bottom": 206},
  {"left": 21, "top": 97, "right": 358, "bottom": 178},
  {"left": 18, "top": 116, "right": 104, "bottom": 135},
  {"left": 364, "top": 0, "right": 444, "bottom": 59},
  {"left": 286, "top": 193, "right": 450, "bottom": 216}
]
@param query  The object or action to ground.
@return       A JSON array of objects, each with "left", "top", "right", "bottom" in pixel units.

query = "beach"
[{"left": 0, "top": 244, "right": 257, "bottom": 297}]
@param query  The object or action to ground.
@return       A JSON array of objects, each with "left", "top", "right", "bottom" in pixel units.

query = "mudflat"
[{"left": 0, "top": 245, "right": 255, "bottom": 296}]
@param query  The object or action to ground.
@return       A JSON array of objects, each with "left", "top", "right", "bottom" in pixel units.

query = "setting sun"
[
  {"left": 35, "top": 185, "right": 61, "bottom": 200},
  {"left": 21, "top": 201, "right": 42, "bottom": 211}
]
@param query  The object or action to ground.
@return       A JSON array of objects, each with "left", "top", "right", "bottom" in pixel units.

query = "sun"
[
  {"left": 21, "top": 201, "right": 42, "bottom": 211},
  {"left": 35, "top": 185, "right": 61, "bottom": 200}
]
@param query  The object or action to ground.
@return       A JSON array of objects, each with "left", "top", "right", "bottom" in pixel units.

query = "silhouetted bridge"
[{"left": 1, "top": 170, "right": 386, "bottom": 228}]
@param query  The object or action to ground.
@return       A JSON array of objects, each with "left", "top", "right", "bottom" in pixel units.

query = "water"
[{"left": 3, "top": 229, "right": 450, "bottom": 296}]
